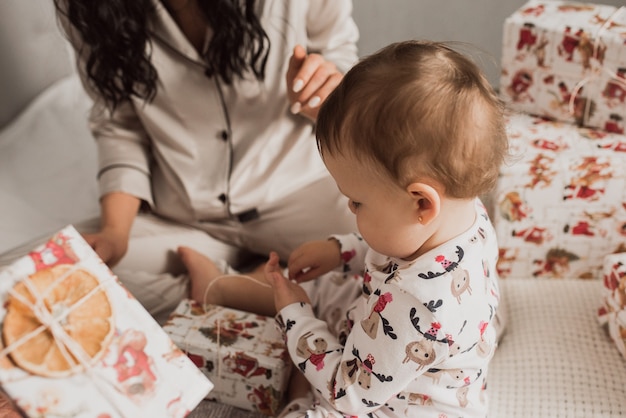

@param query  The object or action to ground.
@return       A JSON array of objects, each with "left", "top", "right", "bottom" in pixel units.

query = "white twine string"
[
  {"left": 181, "top": 273, "right": 273, "bottom": 395},
  {"left": 202, "top": 273, "right": 272, "bottom": 309},
  {"left": 568, "top": 6, "right": 626, "bottom": 121}
]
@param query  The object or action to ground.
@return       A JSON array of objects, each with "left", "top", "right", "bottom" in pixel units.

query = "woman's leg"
[
  {"left": 178, "top": 246, "right": 277, "bottom": 317},
  {"left": 91, "top": 214, "right": 244, "bottom": 324},
  {"left": 238, "top": 176, "right": 357, "bottom": 261}
]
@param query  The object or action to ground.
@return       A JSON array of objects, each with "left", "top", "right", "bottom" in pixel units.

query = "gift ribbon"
[
  {"left": 181, "top": 273, "right": 274, "bottom": 397},
  {"left": 568, "top": 6, "right": 626, "bottom": 123},
  {"left": 0, "top": 263, "right": 125, "bottom": 416}
]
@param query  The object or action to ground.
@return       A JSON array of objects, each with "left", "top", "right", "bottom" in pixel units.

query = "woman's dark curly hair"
[{"left": 53, "top": 0, "right": 270, "bottom": 110}]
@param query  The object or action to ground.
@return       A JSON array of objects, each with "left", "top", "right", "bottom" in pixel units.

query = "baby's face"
[{"left": 323, "top": 152, "right": 424, "bottom": 260}]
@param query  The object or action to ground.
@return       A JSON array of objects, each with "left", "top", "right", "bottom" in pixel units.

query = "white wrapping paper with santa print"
[
  {"left": 500, "top": 0, "right": 626, "bottom": 133},
  {"left": 494, "top": 113, "right": 626, "bottom": 280},
  {"left": 598, "top": 252, "right": 626, "bottom": 359},
  {"left": 0, "top": 225, "right": 213, "bottom": 417},
  {"left": 163, "top": 299, "right": 292, "bottom": 417}
]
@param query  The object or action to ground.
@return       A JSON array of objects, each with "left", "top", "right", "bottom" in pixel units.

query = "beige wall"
[
  {"left": 1, "top": 0, "right": 624, "bottom": 129},
  {"left": 352, "top": 0, "right": 625, "bottom": 87},
  {"left": 0, "top": 1, "right": 71, "bottom": 129}
]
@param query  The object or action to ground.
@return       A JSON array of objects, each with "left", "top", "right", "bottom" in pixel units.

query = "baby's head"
[{"left": 316, "top": 40, "right": 507, "bottom": 199}]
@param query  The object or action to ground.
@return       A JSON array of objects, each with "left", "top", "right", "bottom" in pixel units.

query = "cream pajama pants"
[{"left": 0, "top": 177, "right": 356, "bottom": 324}]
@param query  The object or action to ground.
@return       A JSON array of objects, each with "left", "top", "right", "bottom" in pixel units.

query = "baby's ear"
[{"left": 406, "top": 182, "right": 441, "bottom": 225}]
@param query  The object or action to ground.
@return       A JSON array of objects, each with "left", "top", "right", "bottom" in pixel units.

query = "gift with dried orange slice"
[
  {"left": 3, "top": 264, "right": 114, "bottom": 377},
  {"left": 0, "top": 226, "right": 212, "bottom": 417}
]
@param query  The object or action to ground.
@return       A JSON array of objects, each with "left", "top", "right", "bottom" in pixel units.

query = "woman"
[{"left": 53, "top": 0, "right": 359, "bottom": 323}]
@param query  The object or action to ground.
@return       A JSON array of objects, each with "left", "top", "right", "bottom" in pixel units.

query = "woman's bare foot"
[
  {"left": 178, "top": 246, "right": 277, "bottom": 316},
  {"left": 178, "top": 246, "right": 224, "bottom": 304}
]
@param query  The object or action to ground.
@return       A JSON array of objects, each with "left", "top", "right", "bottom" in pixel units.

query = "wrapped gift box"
[
  {"left": 500, "top": 0, "right": 626, "bottom": 132},
  {"left": 494, "top": 113, "right": 626, "bottom": 279},
  {"left": 0, "top": 226, "right": 213, "bottom": 417},
  {"left": 163, "top": 300, "right": 291, "bottom": 416},
  {"left": 598, "top": 252, "right": 626, "bottom": 358}
]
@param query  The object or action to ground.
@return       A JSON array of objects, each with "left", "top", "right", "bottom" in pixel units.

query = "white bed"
[
  {"left": 2, "top": 72, "right": 625, "bottom": 418},
  {"left": 489, "top": 279, "right": 626, "bottom": 417}
]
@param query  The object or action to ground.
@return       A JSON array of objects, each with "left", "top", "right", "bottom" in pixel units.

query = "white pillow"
[{"left": 0, "top": 74, "right": 99, "bottom": 255}]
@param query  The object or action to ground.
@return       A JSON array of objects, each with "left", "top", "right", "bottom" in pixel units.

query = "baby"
[{"left": 180, "top": 40, "right": 508, "bottom": 417}]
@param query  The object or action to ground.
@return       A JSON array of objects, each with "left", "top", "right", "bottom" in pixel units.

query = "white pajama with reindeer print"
[{"left": 276, "top": 199, "right": 501, "bottom": 418}]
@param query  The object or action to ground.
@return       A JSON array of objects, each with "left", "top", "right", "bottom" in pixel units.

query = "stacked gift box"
[
  {"left": 0, "top": 226, "right": 213, "bottom": 417},
  {"left": 500, "top": 0, "right": 626, "bottom": 132},
  {"left": 496, "top": 0, "right": 626, "bottom": 358},
  {"left": 163, "top": 300, "right": 292, "bottom": 416},
  {"left": 494, "top": 113, "right": 626, "bottom": 280}
]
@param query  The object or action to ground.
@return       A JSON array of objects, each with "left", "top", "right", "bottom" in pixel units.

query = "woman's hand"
[
  {"left": 83, "top": 192, "right": 140, "bottom": 267},
  {"left": 265, "top": 251, "right": 311, "bottom": 312},
  {"left": 82, "top": 227, "right": 129, "bottom": 267},
  {"left": 287, "top": 239, "right": 341, "bottom": 283},
  {"left": 286, "top": 44, "right": 343, "bottom": 121}
]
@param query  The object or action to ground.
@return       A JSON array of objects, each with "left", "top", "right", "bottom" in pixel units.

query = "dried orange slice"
[{"left": 2, "top": 265, "right": 114, "bottom": 377}]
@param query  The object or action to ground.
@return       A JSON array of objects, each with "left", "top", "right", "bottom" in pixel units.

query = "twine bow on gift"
[
  {"left": 178, "top": 302, "right": 230, "bottom": 397},
  {"left": 181, "top": 274, "right": 274, "bottom": 393},
  {"left": 0, "top": 264, "right": 123, "bottom": 415},
  {"left": 568, "top": 6, "right": 626, "bottom": 124}
]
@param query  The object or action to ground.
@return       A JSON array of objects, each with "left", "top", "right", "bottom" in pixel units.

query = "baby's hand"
[
  {"left": 265, "top": 252, "right": 311, "bottom": 312},
  {"left": 288, "top": 239, "right": 341, "bottom": 282}
]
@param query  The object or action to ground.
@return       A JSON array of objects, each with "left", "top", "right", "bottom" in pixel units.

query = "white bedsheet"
[
  {"left": 489, "top": 279, "right": 626, "bottom": 417},
  {"left": 0, "top": 74, "right": 99, "bottom": 255}
]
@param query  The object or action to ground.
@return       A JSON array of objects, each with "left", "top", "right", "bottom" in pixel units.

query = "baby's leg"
[
  {"left": 277, "top": 371, "right": 314, "bottom": 417},
  {"left": 288, "top": 369, "right": 311, "bottom": 402},
  {"left": 178, "top": 246, "right": 276, "bottom": 317}
]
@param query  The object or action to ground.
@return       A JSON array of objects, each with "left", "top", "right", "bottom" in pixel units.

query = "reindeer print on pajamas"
[{"left": 276, "top": 200, "right": 501, "bottom": 417}]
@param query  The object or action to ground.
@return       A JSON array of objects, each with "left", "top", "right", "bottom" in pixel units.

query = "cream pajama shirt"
[{"left": 49, "top": 0, "right": 360, "bottom": 323}]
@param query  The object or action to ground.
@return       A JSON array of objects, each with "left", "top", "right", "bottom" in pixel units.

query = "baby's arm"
[
  {"left": 288, "top": 233, "right": 368, "bottom": 282},
  {"left": 266, "top": 252, "right": 311, "bottom": 312},
  {"left": 287, "top": 239, "right": 341, "bottom": 282},
  {"left": 276, "top": 282, "right": 449, "bottom": 416}
]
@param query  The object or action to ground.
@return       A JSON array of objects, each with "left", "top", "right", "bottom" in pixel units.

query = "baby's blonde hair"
[{"left": 316, "top": 40, "right": 508, "bottom": 199}]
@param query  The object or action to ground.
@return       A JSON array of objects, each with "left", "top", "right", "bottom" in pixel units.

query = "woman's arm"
[
  {"left": 306, "top": 0, "right": 359, "bottom": 73},
  {"left": 54, "top": 3, "right": 154, "bottom": 265},
  {"left": 82, "top": 192, "right": 141, "bottom": 266},
  {"left": 286, "top": 0, "right": 359, "bottom": 120}
]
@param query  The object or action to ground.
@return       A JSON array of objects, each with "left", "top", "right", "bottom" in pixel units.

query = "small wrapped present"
[
  {"left": 598, "top": 252, "right": 626, "bottom": 358},
  {"left": 500, "top": 0, "right": 626, "bottom": 132},
  {"left": 0, "top": 226, "right": 213, "bottom": 417},
  {"left": 163, "top": 300, "right": 291, "bottom": 417},
  {"left": 494, "top": 113, "right": 626, "bottom": 279}
]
